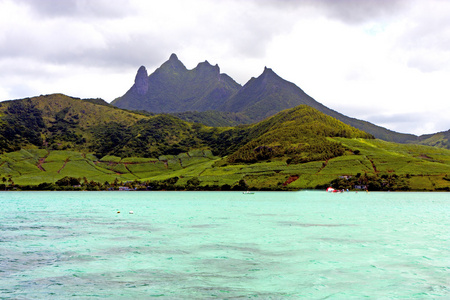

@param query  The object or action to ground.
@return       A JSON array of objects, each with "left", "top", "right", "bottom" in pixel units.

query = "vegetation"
[
  {"left": 1, "top": 137, "right": 449, "bottom": 191},
  {"left": 417, "top": 129, "right": 450, "bottom": 149},
  {"left": 171, "top": 110, "right": 253, "bottom": 127},
  {"left": 0, "top": 99, "right": 45, "bottom": 151},
  {"left": 225, "top": 105, "right": 372, "bottom": 163},
  {"left": 0, "top": 94, "right": 449, "bottom": 191}
]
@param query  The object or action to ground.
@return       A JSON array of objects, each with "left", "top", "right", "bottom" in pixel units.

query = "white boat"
[{"left": 243, "top": 191, "right": 255, "bottom": 194}]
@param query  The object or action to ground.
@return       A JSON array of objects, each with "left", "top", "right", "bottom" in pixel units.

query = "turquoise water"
[{"left": 0, "top": 191, "right": 449, "bottom": 299}]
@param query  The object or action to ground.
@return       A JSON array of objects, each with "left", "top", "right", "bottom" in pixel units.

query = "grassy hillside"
[
  {"left": 171, "top": 110, "right": 253, "bottom": 127},
  {"left": 0, "top": 94, "right": 146, "bottom": 152},
  {"left": 417, "top": 130, "right": 450, "bottom": 149},
  {"left": 1, "top": 94, "right": 449, "bottom": 191},
  {"left": 29, "top": 94, "right": 145, "bottom": 128},
  {"left": 1, "top": 139, "right": 449, "bottom": 191},
  {"left": 90, "top": 114, "right": 212, "bottom": 158},
  {"left": 0, "top": 94, "right": 371, "bottom": 160},
  {"left": 224, "top": 105, "right": 373, "bottom": 163}
]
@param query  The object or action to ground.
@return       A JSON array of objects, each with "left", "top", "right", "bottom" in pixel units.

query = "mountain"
[
  {"left": 219, "top": 67, "right": 320, "bottom": 121},
  {"left": 112, "top": 53, "right": 241, "bottom": 112},
  {"left": 417, "top": 129, "right": 450, "bottom": 148},
  {"left": 112, "top": 54, "right": 422, "bottom": 145},
  {"left": 224, "top": 67, "right": 419, "bottom": 143}
]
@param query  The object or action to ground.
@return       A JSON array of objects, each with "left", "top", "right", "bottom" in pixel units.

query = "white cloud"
[
  {"left": 15, "top": 0, "right": 134, "bottom": 19},
  {"left": 0, "top": 0, "right": 449, "bottom": 135}
]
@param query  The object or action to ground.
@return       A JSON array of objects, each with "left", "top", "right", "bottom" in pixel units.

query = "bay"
[{"left": 0, "top": 191, "right": 449, "bottom": 299}]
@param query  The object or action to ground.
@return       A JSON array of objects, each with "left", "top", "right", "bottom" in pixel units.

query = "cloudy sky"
[{"left": 1, "top": 0, "right": 449, "bottom": 135}]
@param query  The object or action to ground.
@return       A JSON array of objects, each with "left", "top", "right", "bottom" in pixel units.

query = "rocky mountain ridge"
[
  {"left": 112, "top": 54, "right": 241, "bottom": 113},
  {"left": 112, "top": 54, "right": 423, "bottom": 144}
]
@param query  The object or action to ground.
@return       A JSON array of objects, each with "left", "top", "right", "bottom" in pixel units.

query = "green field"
[{"left": 1, "top": 138, "right": 450, "bottom": 191}]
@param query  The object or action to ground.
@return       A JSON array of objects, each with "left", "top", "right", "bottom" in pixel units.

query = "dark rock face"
[
  {"left": 159, "top": 53, "right": 187, "bottom": 72},
  {"left": 195, "top": 61, "right": 220, "bottom": 75},
  {"left": 113, "top": 54, "right": 241, "bottom": 113},
  {"left": 132, "top": 66, "right": 148, "bottom": 96},
  {"left": 111, "top": 54, "right": 420, "bottom": 143}
]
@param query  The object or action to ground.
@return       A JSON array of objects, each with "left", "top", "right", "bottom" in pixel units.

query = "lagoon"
[{"left": 1, "top": 191, "right": 449, "bottom": 299}]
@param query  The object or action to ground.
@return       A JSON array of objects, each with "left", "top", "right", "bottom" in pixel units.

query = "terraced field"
[{"left": 1, "top": 138, "right": 449, "bottom": 190}]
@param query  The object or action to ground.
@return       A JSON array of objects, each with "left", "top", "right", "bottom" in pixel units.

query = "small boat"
[
  {"left": 243, "top": 191, "right": 255, "bottom": 194},
  {"left": 326, "top": 187, "right": 343, "bottom": 193}
]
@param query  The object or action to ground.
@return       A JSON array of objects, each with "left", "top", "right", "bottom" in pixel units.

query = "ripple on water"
[{"left": 1, "top": 191, "right": 449, "bottom": 299}]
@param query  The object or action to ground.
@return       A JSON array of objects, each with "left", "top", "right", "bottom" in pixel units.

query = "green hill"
[
  {"left": 417, "top": 130, "right": 450, "bottom": 149},
  {"left": 221, "top": 105, "right": 373, "bottom": 163},
  {"left": 171, "top": 110, "right": 253, "bottom": 127},
  {"left": 1, "top": 139, "right": 449, "bottom": 191},
  {"left": 0, "top": 94, "right": 146, "bottom": 152},
  {"left": 0, "top": 94, "right": 449, "bottom": 191}
]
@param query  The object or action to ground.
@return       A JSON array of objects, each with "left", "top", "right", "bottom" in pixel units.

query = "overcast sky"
[{"left": 1, "top": 0, "right": 449, "bottom": 135}]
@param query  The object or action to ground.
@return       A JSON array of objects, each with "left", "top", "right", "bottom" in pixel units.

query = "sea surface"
[{"left": 0, "top": 191, "right": 449, "bottom": 299}]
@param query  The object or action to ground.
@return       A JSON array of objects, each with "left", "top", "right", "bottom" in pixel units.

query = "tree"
[
  {"left": 232, "top": 179, "right": 249, "bottom": 191},
  {"left": 55, "top": 176, "right": 81, "bottom": 187},
  {"left": 186, "top": 177, "right": 200, "bottom": 189}
]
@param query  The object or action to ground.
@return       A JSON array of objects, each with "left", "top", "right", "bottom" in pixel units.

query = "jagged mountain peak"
[
  {"left": 238, "top": 67, "right": 285, "bottom": 93},
  {"left": 169, "top": 53, "right": 179, "bottom": 61},
  {"left": 160, "top": 53, "right": 186, "bottom": 71},
  {"left": 132, "top": 66, "right": 149, "bottom": 96},
  {"left": 261, "top": 66, "right": 281, "bottom": 80},
  {"left": 112, "top": 54, "right": 241, "bottom": 113},
  {"left": 137, "top": 65, "right": 147, "bottom": 73},
  {"left": 195, "top": 60, "right": 220, "bottom": 74},
  {"left": 110, "top": 54, "right": 424, "bottom": 145}
]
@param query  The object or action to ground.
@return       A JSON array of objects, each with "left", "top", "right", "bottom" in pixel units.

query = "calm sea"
[{"left": 0, "top": 191, "right": 449, "bottom": 299}]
